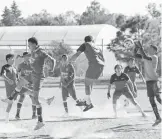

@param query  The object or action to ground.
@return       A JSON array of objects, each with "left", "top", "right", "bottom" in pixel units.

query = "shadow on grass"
[
  {"left": 96, "top": 123, "right": 157, "bottom": 133},
  {"left": 46, "top": 117, "right": 116, "bottom": 123},
  {"left": 0, "top": 135, "right": 53, "bottom": 139}
]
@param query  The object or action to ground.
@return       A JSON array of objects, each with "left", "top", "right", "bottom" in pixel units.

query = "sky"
[{"left": 0, "top": 0, "right": 161, "bottom": 18}]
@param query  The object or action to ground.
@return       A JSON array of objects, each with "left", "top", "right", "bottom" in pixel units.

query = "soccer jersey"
[
  {"left": 60, "top": 63, "right": 75, "bottom": 86},
  {"left": 17, "top": 61, "right": 33, "bottom": 83},
  {"left": 0, "top": 64, "right": 17, "bottom": 96},
  {"left": 143, "top": 55, "right": 159, "bottom": 81},
  {"left": 110, "top": 73, "right": 129, "bottom": 90},
  {"left": 31, "top": 47, "right": 48, "bottom": 77},
  {"left": 77, "top": 42, "right": 105, "bottom": 66},
  {"left": 124, "top": 66, "right": 140, "bottom": 82}
]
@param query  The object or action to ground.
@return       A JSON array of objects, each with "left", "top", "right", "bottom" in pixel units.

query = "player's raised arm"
[
  {"left": 137, "top": 42, "right": 152, "bottom": 61},
  {"left": 45, "top": 53, "right": 56, "bottom": 72},
  {"left": 69, "top": 43, "right": 85, "bottom": 62}
]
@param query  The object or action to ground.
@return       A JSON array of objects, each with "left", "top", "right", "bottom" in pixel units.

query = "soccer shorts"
[
  {"left": 5, "top": 83, "right": 16, "bottom": 98},
  {"left": 32, "top": 74, "right": 44, "bottom": 92},
  {"left": 146, "top": 80, "right": 161, "bottom": 97},
  {"left": 62, "top": 85, "right": 77, "bottom": 101},
  {"left": 85, "top": 64, "right": 104, "bottom": 79},
  {"left": 113, "top": 87, "right": 134, "bottom": 104}
]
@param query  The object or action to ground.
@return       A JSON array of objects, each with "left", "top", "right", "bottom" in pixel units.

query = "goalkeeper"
[{"left": 60, "top": 54, "right": 83, "bottom": 115}]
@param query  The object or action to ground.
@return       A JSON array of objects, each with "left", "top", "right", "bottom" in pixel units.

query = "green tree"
[
  {"left": 115, "top": 14, "right": 126, "bottom": 28},
  {"left": 80, "top": 0, "right": 109, "bottom": 24},
  {"left": 26, "top": 10, "right": 54, "bottom": 26},
  {"left": 10, "top": 1, "right": 24, "bottom": 25},
  {"left": 146, "top": 3, "right": 161, "bottom": 18},
  {"left": 1, "top": 6, "right": 12, "bottom": 26}
]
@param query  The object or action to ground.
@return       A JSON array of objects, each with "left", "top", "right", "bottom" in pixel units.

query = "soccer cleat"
[
  {"left": 15, "top": 115, "right": 20, "bottom": 120},
  {"left": 76, "top": 100, "right": 87, "bottom": 106},
  {"left": 32, "top": 115, "right": 37, "bottom": 119},
  {"left": 1, "top": 98, "right": 13, "bottom": 104},
  {"left": 152, "top": 119, "right": 161, "bottom": 127},
  {"left": 34, "top": 122, "right": 45, "bottom": 130},
  {"left": 47, "top": 96, "right": 55, "bottom": 105},
  {"left": 83, "top": 103, "right": 94, "bottom": 112}
]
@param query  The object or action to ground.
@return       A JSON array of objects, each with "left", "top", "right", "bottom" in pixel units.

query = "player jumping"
[
  {"left": 107, "top": 64, "right": 146, "bottom": 118},
  {"left": 70, "top": 35, "right": 105, "bottom": 112},
  {"left": 60, "top": 54, "right": 82, "bottom": 116},
  {"left": 136, "top": 43, "right": 161, "bottom": 126},
  {"left": 0, "top": 54, "right": 17, "bottom": 122}
]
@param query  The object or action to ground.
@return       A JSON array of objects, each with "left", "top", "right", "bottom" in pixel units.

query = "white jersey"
[{"left": 143, "top": 55, "right": 159, "bottom": 81}]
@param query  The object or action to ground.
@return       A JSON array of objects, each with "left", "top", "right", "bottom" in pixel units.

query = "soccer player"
[
  {"left": 123, "top": 58, "right": 146, "bottom": 106},
  {"left": 15, "top": 52, "right": 37, "bottom": 120},
  {"left": 70, "top": 35, "right": 105, "bottom": 112},
  {"left": 60, "top": 54, "right": 81, "bottom": 116},
  {"left": 107, "top": 64, "right": 146, "bottom": 118},
  {"left": 136, "top": 43, "right": 161, "bottom": 126},
  {"left": 0, "top": 54, "right": 17, "bottom": 122},
  {"left": 27, "top": 37, "right": 55, "bottom": 130}
]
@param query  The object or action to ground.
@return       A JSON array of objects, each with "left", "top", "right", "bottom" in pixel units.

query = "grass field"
[{"left": 0, "top": 78, "right": 161, "bottom": 139}]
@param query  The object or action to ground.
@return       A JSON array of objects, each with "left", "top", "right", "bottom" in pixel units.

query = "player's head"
[
  {"left": 128, "top": 57, "right": 135, "bottom": 67},
  {"left": 61, "top": 54, "right": 68, "bottom": 64},
  {"left": 114, "top": 64, "right": 123, "bottom": 74},
  {"left": 23, "top": 52, "right": 30, "bottom": 61},
  {"left": 148, "top": 45, "right": 158, "bottom": 55},
  {"left": 28, "top": 37, "right": 38, "bottom": 51},
  {"left": 84, "top": 35, "right": 94, "bottom": 43},
  {"left": 6, "top": 54, "right": 15, "bottom": 65}
]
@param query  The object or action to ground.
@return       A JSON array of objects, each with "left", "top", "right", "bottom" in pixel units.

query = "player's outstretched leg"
[
  {"left": 128, "top": 97, "right": 146, "bottom": 117},
  {"left": 25, "top": 90, "right": 55, "bottom": 105},
  {"left": 82, "top": 78, "right": 94, "bottom": 112},
  {"left": 61, "top": 87, "right": 69, "bottom": 116},
  {"left": 5, "top": 103, "right": 13, "bottom": 123},
  {"left": 29, "top": 95, "right": 37, "bottom": 119},
  {"left": 149, "top": 97, "right": 161, "bottom": 126},
  {"left": 112, "top": 91, "right": 121, "bottom": 118},
  {"left": 15, "top": 94, "right": 25, "bottom": 120}
]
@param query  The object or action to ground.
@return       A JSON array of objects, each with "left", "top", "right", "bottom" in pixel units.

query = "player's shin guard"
[
  {"left": 63, "top": 101, "right": 68, "bottom": 113},
  {"left": 32, "top": 105, "right": 36, "bottom": 116},
  {"left": 37, "top": 106, "right": 43, "bottom": 122},
  {"left": 16, "top": 102, "right": 22, "bottom": 117}
]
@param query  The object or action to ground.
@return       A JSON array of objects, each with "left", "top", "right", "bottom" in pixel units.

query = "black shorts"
[
  {"left": 86, "top": 64, "right": 104, "bottom": 79},
  {"left": 113, "top": 87, "right": 134, "bottom": 104},
  {"left": 146, "top": 80, "right": 160, "bottom": 97}
]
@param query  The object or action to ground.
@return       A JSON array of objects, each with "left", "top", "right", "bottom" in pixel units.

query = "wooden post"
[
  {"left": 26, "top": 40, "right": 28, "bottom": 52},
  {"left": 101, "top": 39, "right": 104, "bottom": 76}
]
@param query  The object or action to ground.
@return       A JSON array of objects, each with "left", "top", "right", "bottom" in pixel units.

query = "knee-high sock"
[
  {"left": 37, "top": 106, "right": 43, "bottom": 122},
  {"left": 63, "top": 101, "right": 68, "bottom": 113},
  {"left": 16, "top": 102, "right": 22, "bottom": 116}
]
